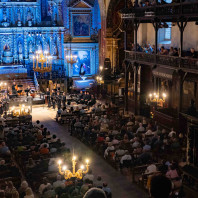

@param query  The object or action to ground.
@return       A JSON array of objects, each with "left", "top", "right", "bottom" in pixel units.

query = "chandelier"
[
  {"left": 57, "top": 156, "right": 90, "bottom": 180},
  {"left": 66, "top": 52, "right": 77, "bottom": 64},
  {"left": 33, "top": 50, "right": 52, "bottom": 74},
  {"left": 66, "top": 0, "right": 77, "bottom": 65}
]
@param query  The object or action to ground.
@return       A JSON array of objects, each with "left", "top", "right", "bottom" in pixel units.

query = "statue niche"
[
  {"left": 37, "top": 40, "right": 42, "bottom": 51},
  {"left": 1, "top": 7, "right": 10, "bottom": 27},
  {"left": 27, "top": 8, "right": 33, "bottom": 27},
  {"left": 18, "top": 41, "right": 23, "bottom": 62},
  {"left": 3, "top": 44, "right": 13, "bottom": 64},
  {"left": 17, "top": 9, "right": 22, "bottom": 27}
]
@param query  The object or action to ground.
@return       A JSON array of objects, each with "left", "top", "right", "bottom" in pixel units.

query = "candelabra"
[
  {"left": 33, "top": 50, "right": 52, "bottom": 74},
  {"left": 57, "top": 156, "right": 89, "bottom": 180},
  {"left": 149, "top": 92, "right": 167, "bottom": 107},
  {"left": 66, "top": 52, "right": 77, "bottom": 64},
  {"left": 10, "top": 104, "right": 31, "bottom": 117}
]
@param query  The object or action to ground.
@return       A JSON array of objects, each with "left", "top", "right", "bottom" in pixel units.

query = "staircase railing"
[{"left": 33, "top": 72, "right": 39, "bottom": 91}]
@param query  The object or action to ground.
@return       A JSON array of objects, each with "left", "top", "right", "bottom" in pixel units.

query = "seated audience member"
[
  {"left": 83, "top": 169, "right": 94, "bottom": 182},
  {"left": 102, "top": 182, "right": 112, "bottom": 198},
  {"left": 39, "top": 177, "right": 51, "bottom": 195},
  {"left": 83, "top": 188, "right": 107, "bottom": 198},
  {"left": 173, "top": 48, "right": 179, "bottom": 56},
  {"left": 160, "top": 46, "right": 168, "bottom": 55},
  {"left": 24, "top": 188, "right": 34, "bottom": 198},
  {"left": 5, "top": 181, "right": 18, "bottom": 198},
  {"left": 190, "top": 48, "right": 197, "bottom": 58},
  {"left": 136, "top": 123, "right": 145, "bottom": 133},
  {"left": 150, "top": 175, "right": 172, "bottom": 198},
  {"left": 169, "top": 47, "right": 174, "bottom": 56},
  {"left": 18, "top": 180, "right": 29, "bottom": 198},
  {"left": 120, "top": 151, "right": 132, "bottom": 166},
  {"left": 43, "top": 184, "right": 56, "bottom": 198},
  {"left": 166, "top": 164, "right": 179, "bottom": 180},
  {"left": 145, "top": 163, "right": 157, "bottom": 174},
  {"left": 40, "top": 144, "right": 49, "bottom": 155},
  {"left": 53, "top": 175, "right": 65, "bottom": 189},
  {"left": 94, "top": 176, "right": 103, "bottom": 188},
  {"left": 168, "top": 128, "right": 176, "bottom": 138},
  {"left": 0, "top": 141, "right": 10, "bottom": 155}
]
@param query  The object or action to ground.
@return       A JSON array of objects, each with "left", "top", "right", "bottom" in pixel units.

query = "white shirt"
[
  {"left": 83, "top": 174, "right": 94, "bottom": 182},
  {"left": 39, "top": 183, "right": 51, "bottom": 194},
  {"left": 145, "top": 164, "right": 157, "bottom": 174},
  {"left": 53, "top": 180, "right": 65, "bottom": 189},
  {"left": 136, "top": 126, "right": 145, "bottom": 133},
  {"left": 120, "top": 154, "right": 132, "bottom": 164},
  {"left": 132, "top": 141, "right": 140, "bottom": 148},
  {"left": 168, "top": 131, "right": 176, "bottom": 137}
]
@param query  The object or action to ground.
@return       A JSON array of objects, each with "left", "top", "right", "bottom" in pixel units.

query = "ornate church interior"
[{"left": 0, "top": 0, "right": 198, "bottom": 198}]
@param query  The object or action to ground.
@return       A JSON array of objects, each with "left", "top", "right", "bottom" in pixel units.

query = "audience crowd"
[
  {"left": 131, "top": 43, "right": 197, "bottom": 58},
  {"left": 54, "top": 92, "right": 187, "bottom": 197}
]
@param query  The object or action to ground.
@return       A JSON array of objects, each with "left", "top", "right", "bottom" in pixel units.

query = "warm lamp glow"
[
  {"left": 62, "top": 165, "right": 67, "bottom": 171},
  {"left": 58, "top": 156, "right": 90, "bottom": 180},
  {"left": 58, "top": 160, "right": 62, "bottom": 165}
]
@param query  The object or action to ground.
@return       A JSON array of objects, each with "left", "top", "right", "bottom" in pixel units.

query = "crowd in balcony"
[
  {"left": 131, "top": 43, "right": 198, "bottom": 58},
  {"left": 53, "top": 92, "right": 187, "bottom": 197}
]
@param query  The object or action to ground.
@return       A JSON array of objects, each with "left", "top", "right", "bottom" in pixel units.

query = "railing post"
[
  {"left": 125, "top": 63, "right": 129, "bottom": 112},
  {"left": 152, "top": 21, "right": 158, "bottom": 64},
  {"left": 134, "top": 22, "right": 139, "bottom": 60},
  {"left": 134, "top": 63, "right": 138, "bottom": 115}
]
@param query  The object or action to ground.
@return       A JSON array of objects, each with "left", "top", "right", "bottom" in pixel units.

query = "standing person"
[
  {"left": 56, "top": 92, "right": 61, "bottom": 109},
  {"left": 46, "top": 88, "right": 51, "bottom": 108},
  {"left": 27, "top": 95, "right": 33, "bottom": 112},
  {"left": 51, "top": 91, "right": 56, "bottom": 110},
  {"left": 62, "top": 92, "right": 66, "bottom": 108}
]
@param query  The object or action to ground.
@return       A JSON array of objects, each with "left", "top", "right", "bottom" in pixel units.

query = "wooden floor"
[{"left": 32, "top": 106, "right": 147, "bottom": 198}]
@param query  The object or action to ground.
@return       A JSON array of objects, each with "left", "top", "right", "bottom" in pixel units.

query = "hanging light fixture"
[
  {"left": 33, "top": 50, "right": 52, "bottom": 74},
  {"left": 66, "top": 0, "right": 77, "bottom": 65}
]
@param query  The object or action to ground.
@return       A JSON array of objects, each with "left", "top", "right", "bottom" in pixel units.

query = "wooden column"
[
  {"left": 134, "top": 64, "right": 138, "bottom": 115},
  {"left": 152, "top": 22, "right": 159, "bottom": 63},
  {"left": 177, "top": 21, "right": 187, "bottom": 58},
  {"left": 125, "top": 63, "right": 129, "bottom": 112}
]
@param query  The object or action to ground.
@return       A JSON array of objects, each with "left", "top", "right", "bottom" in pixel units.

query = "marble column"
[
  {"left": 57, "top": 32, "right": 61, "bottom": 59},
  {"left": 24, "top": 31, "right": 28, "bottom": 61},
  {"left": 13, "top": 31, "right": 18, "bottom": 62},
  {"left": 57, "top": 1, "right": 63, "bottom": 25}
]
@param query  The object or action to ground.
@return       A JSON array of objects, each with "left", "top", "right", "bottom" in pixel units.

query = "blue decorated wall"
[{"left": 0, "top": 0, "right": 101, "bottom": 78}]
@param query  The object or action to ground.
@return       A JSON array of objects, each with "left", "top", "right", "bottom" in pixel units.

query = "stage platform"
[{"left": 9, "top": 95, "right": 45, "bottom": 107}]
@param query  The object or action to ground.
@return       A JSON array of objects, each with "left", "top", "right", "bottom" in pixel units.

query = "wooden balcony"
[
  {"left": 125, "top": 51, "right": 198, "bottom": 73},
  {"left": 120, "top": 2, "right": 198, "bottom": 22}
]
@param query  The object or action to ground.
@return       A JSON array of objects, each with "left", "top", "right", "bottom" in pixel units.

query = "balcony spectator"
[
  {"left": 173, "top": 48, "right": 179, "bottom": 56},
  {"left": 160, "top": 46, "right": 168, "bottom": 55},
  {"left": 190, "top": 48, "right": 197, "bottom": 58},
  {"left": 169, "top": 47, "right": 174, "bottom": 56}
]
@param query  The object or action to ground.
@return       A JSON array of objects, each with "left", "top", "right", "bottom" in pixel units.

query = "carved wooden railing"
[
  {"left": 121, "top": 2, "right": 198, "bottom": 20},
  {"left": 125, "top": 51, "right": 198, "bottom": 71}
]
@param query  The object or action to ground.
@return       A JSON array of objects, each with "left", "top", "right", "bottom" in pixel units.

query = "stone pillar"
[
  {"left": 24, "top": 31, "right": 28, "bottom": 61},
  {"left": 57, "top": 0, "right": 63, "bottom": 25},
  {"left": 13, "top": 31, "right": 18, "bottom": 63},
  {"left": 57, "top": 32, "right": 61, "bottom": 59},
  {"left": 105, "top": 36, "right": 120, "bottom": 73},
  {"left": 134, "top": 64, "right": 138, "bottom": 115}
]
